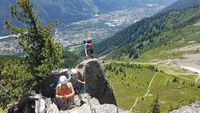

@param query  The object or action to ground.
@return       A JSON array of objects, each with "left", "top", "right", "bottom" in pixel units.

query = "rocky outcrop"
[
  {"left": 37, "top": 59, "right": 117, "bottom": 104},
  {"left": 7, "top": 59, "right": 122, "bottom": 113},
  {"left": 7, "top": 93, "right": 128, "bottom": 113},
  {"left": 77, "top": 59, "right": 117, "bottom": 105},
  {"left": 170, "top": 102, "right": 200, "bottom": 113},
  {"left": 61, "top": 93, "right": 118, "bottom": 113}
]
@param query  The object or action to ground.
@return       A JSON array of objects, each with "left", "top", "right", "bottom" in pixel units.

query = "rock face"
[
  {"left": 170, "top": 102, "right": 200, "bottom": 113},
  {"left": 77, "top": 59, "right": 117, "bottom": 105},
  {"left": 7, "top": 59, "right": 122, "bottom": 113}
]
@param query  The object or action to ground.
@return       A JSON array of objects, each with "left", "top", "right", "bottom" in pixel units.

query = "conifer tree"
[
  {"left": 152, "top": 96, "right": 160, "bottom": 113},
  {"left": 4, "top": 0, "right": 63, "bottom": 78}
]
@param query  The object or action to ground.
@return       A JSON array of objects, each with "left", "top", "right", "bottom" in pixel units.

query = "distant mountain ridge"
[
  {"left": 0, "top": 0, "right": 176, "bottom": 35},
  {"left": 160, "top": 0, "right": 200, "bottom": 13}
]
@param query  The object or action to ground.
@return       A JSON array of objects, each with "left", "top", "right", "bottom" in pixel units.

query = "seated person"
[{"left": 56, "top": 75, "right": 75, "bottom": 110}]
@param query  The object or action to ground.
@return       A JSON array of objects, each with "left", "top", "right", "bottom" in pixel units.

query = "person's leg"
[
  {"left": 63, "top": 98, "right": 75, "bottom": 110},
  {"left": 78, "top": 94, "right": 82, "bottom": 101},
  {"left": 77, "top": 88, "right": 86, "bottom": 106},
  {"left": 90, "top": 49, "right": 94, "bottom": 58},
  {"left": 84, "top": 48, "right": 88, "bottom": 60},
  {"left": 64, "top": 99, "right": 70, "bottom": 110},
  {"left": 57, "top": 98, "right": 66, "bottom": 110},
  {"left": 78, "top": 94, "right": 86, "bottom": 106},
  {"left": 76, "top": 88, "right": 83, "bottom": 104},
  {"left": 68, "top": 98, "right": 76, "bottom": 109}
]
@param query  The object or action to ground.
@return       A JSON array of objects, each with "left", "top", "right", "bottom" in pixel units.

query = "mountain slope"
[
  {"left": 0, "top": 0, "right": 177, "bottom": 35},
  {"left": 95, "top": 6, "right": 200, "bottom": 60},
  {"left": 160, "top": 0, "right": 200, "bottom": 13}
]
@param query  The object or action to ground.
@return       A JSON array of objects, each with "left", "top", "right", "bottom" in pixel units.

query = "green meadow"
[{"left": 106, "top": 62, "right": 200, "bottom": 113}]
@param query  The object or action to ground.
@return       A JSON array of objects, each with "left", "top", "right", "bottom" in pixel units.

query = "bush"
[
  {"left": 172, "top": 77, "right": 178, "bottom": 82},
  {"left": 0, "top": 60, "right": 33, "bottom": 107}
]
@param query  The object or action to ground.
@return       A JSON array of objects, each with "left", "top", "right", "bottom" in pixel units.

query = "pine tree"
[
  {"left": 4, "top": 0, "right": 63, "bottom": 79},
  {"left": 152, "top": 96, "right": 160, "bottom": 113}
]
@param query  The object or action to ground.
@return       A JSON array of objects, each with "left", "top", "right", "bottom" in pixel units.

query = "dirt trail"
[{"left": 129, "top": 72, "right": 157, "bottom": 112}]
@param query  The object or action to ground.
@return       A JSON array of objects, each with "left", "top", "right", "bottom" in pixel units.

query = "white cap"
[
  {"left": 71, "top": 68, "right": 78, "bottom": 75},
  {"left": 59, "top": 75, "right": 68, "bottom": 84}
]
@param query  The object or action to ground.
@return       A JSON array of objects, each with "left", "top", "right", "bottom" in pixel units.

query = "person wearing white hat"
[
  {"left": 56, "top": 75, "right": 75, "bottom": 110},
  {"left": 70, "top": 68, "right": 86, "bottom": 106}
]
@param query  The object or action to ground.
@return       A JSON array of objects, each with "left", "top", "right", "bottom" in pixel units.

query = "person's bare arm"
[
  {"left": 78, "top": 79, "right": 85, "bottom": 84},
  {"left": 55, "top": 87, "right": 63, "bottom": 98}
]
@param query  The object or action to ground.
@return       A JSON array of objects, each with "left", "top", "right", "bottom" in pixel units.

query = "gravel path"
[{"left": 129, "top": 73, "right": 157, "bottom": 112}]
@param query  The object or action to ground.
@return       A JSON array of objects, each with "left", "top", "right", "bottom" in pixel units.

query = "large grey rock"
[
  {"left": 7, "top": 59, "right": 122, "bottom": 113},
  {"left": 170, "top": 102, "right": 200, "bottom": 113},
  {"left": 77, "top": 59, "right": 117, "bottom": 105},
  {"left": 60, "top": 93, "right": 119, "bottom": 113},
  {"left": 66, "top": 104, "right": 118, "bottom": 113},
  {"left": 8, "top": 93, "right": 129, "bottom": 113},
  {"left": 35, "top": 96, "right": 59, "bottom": 113}
]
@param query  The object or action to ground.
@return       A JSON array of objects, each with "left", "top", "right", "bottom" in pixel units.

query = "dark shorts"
[
  {"left": 56, "top": 98, "right": 73, "bottom": 110},
  {"left": 73, "top": 84, "right": 84, "bottom": 95},
  {"left": 85, "top": 48, "right": 93, "bottom": 56}
]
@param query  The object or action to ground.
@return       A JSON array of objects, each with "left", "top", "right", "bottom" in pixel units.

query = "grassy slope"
[
  {"left": 95, "top": 7, "right": 200, "bottom": 60},
  {"left": 137, "top": 24, "right": 200, "bottom": 61},
  {"left": 106, "top": 62, "right": 200, "bottom": 113}
]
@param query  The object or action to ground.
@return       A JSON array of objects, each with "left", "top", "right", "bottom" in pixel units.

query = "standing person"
[
  {"left": 56, "top": 75, "right": 75, "bottom": 110},
  {"left": 70, "top": 68, "right": 86, "bottom": 106},
  {"left": 83, "top": 34, "right": 94, "bottom": 60}
]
